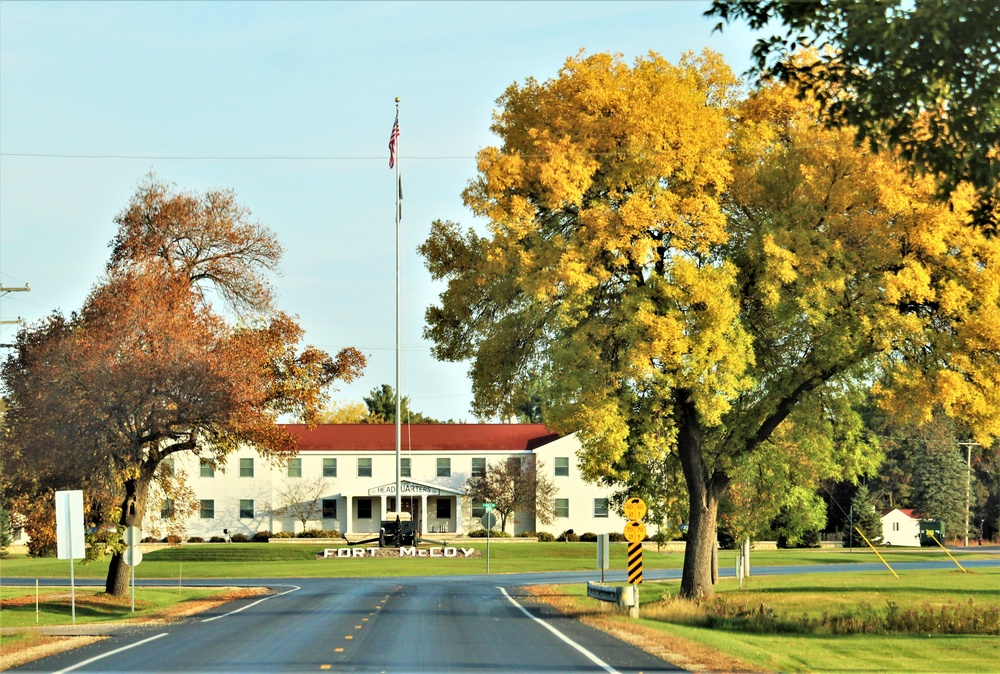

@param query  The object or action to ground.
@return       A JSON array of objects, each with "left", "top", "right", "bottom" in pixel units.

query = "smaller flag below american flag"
[{"left": 389, "top": 111, "right": 399, "bottom": 169}]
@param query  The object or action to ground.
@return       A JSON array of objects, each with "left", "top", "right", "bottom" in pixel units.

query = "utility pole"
[
  {"left": 958, "top": 442, "right": 980, "bottom": 547},
  {"left": 1, "top": 283, "right": 30, "bottom": 347}
]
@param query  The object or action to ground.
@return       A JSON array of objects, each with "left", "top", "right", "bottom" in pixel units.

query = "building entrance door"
[{"left": 389, "top": 497, "right": 419, "bottom": 525}]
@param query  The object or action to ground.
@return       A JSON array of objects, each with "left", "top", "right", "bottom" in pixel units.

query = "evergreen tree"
[
  {"left": 912, "top": 444, "right": 968, "bottom": 541},
  {"left": 847, "top": 485, "right": 882, "bottom": 546}
]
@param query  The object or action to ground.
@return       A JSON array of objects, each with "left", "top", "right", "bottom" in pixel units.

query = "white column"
[
  {"left": 380, "top": 495, "right": 386, "bottom": 523},
  {"left": 455, "top": 494, "right": 463, "bottom": 534},
  {"left": 420, "top": 495, "right": 428, "bottom": 535},
  {"left": 343, "top": 497, "right": 352, "bottom": 535}
]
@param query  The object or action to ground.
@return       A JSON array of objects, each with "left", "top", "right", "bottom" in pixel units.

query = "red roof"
[
  {"left": 283, "top": 424, "right": 561, "bottom": 452},
  {"left": 880, "top": 508, "right": 921, "bottom": 519}
]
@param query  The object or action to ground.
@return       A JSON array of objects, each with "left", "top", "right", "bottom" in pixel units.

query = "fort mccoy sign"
[{"left": 323, "top": 546, "right": 481, "bottom": 559}]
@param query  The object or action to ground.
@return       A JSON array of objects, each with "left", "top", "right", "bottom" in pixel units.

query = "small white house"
[{"left": 880, "top": 508, "right": 922, "bottom": 547}]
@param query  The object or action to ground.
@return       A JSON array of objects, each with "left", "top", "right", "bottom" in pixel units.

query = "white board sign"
[{"left": 55, "top": 490, "right": 85, "bottom": 560}]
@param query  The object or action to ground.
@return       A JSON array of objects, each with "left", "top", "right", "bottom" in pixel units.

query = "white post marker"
[
  {"left": 55, "top": 490, "right": 85, "bottom": 624},
  {"left": 123, "top": 526, "right": 143, "bottom": 612}
]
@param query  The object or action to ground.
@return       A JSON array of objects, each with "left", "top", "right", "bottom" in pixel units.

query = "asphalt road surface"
[
  {"left": 9, "top": 559, "right": 999, "bottom": 673},
  {"left": 12, "top": 576, "right": 681, "bottom": 673}
]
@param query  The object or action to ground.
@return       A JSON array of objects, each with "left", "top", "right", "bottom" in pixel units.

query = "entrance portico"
[{"left": 341, "top": 479, "right": 465, "bottom": 536}]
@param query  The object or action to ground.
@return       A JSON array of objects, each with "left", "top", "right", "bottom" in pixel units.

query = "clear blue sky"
[{"left": 0, "top": 1, "right": 760, "bottom": 422}]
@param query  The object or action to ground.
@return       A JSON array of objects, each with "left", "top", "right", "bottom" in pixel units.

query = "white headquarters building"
[{"left": 154, "top": 424, "right": 631, "bottom": 539}]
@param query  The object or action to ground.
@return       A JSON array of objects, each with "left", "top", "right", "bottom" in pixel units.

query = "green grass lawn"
[
  {"left": 548, "top": 568, "right": 1000, "bottom": 673},
  {"left": 1, "top": 542, "right": 993, "bottom": 580},
  {"left": 2, "top": 545, "right": 996, "bottom": 671},
  {"left": 0, "top": 585, "right": 259, "bottom": 628}
]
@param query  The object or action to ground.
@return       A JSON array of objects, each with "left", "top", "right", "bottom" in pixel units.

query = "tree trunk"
[
  {"left": 676, "top": 393, "right": 725, "bottom": 599},
  {"left": 105, "top": 476, "right": 150, "bottom": 596}
]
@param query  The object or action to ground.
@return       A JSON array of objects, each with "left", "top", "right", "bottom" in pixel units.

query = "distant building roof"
[
  {"left": 283, "top": 423, "right": 561, "bottom": 452},
  {"left": 880, "top": 508, "right": 922, "bottom": 519}
]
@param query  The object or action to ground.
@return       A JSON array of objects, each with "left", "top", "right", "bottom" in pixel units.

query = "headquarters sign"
[{"left": 367, "top": 481, "right": 442, "bottom": 496}]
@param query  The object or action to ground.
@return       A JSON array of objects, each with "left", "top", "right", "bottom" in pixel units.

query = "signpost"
[
  {"left": 596, "top": 533, "right": 609, "bottom": 583},
  {"left": 55, "top": 490, "right": 85, "bottom": 623},
  {"left": 123, "top": 526, "right": 143, "bottom": 612},
  {"left": 482, "top": 503, "right": 496, "bottom": 575},
  {"left": 623, "top": 497, "right": 646, "bottom": 585}
]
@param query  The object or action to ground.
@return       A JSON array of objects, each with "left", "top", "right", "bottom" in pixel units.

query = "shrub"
[
  {"left": 252, "top": 531, "right": 272, "bottom": 542},
  {"left": 297, "top": 529, "right": 325, "bottom": 538},
  {"left": 535, "top": 531, "right": 555, "bottom": 542},
  {"left": 230, "top": 532, "right": 249, "bottom": 542},
  {"left": 579, "top": 532, "right": 598, "bottom": 542},
  {"left": 209, "top": 536, "right": 226, "bottom": 543},
  {"left": 608, "top": 532, "right": 627, "bottom": 543},
  {"left": 557, "top": 531, "right": 580, "bottom": 542},
  {"left": 271, "top": 531, "right": 295, "bottom": 539},
  {"left": 163, "top": 534, "right": 182, "bottom": 545},
  {"left": 187, "top": 536, "right": 204, "bottom": 543},
  {"left": 467, "top": 529, "right": 512, "bottom": 537},
  {"left": 141, "top": 536, "right": 157, "bottom": 543}
]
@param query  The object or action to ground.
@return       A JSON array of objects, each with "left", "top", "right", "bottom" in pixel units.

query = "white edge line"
[
  {"left": 200, "top": 584, "right": 301, "bottom": 622},
  {"left": 497, "top": 586, "right": 619, "bottom": 674},
  {"left": 52, "top": 632, "right": 169, "bottom": 674}
]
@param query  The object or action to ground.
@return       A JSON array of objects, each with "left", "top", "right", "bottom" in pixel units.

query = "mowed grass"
[
  {"left": 542, "top": 567, "right": 1000, "bottom": 672},
  {"left": 0, "top": 585, "right": 260, "bottom": 628},
  {"left": 0, "top": 542, "right": 995, "bottom": 579}
]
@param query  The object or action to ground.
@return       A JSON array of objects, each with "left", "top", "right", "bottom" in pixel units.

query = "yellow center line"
[
  {"left": 335, "top": 648, "right": 344, "bottom": 653},
  {"left": 321, "top": 665, "right": 331, "bottom": 670},
  {"left": 345, "top": 635, "right": 353, "bottom": 640}
]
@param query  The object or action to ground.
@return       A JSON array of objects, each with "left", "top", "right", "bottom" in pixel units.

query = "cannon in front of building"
[{"left": 343, "top": 511, "right": 449, "bottom": 548}]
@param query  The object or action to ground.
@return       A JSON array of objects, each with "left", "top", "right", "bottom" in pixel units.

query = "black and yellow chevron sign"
[{"left": 627, "top": 542, "right": 643, "bottom": 584}]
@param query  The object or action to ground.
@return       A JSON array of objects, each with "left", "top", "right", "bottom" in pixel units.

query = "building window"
[
  {"left": 161, "top": 458, "right": 175, "bottom": 477},
  {"left": 200, "top": 459, "right": 214, "bottom": 478},
  {"left": 358, "top": 458, "right": 372, "bottom": 478},
  {"left": 160, "top": 498, "right": 175, "bottom": 519},
  {"left": 323, "top": 458, "right": 337, "bottom": 478},
  {"left": 554, "top": 498, "right": 569, "bottom": 518},
  {"left": 239, "top": 458, "right": 254, "bottom": 478},
  {"left": 401, "top": 458, "right": 411, "bottom": 477},
  {"left": 436, "top": 498, "right": 452, "bottom": 519},
  {"left": 200, "top": 499, "right": 215, "bottom": 519},
  {"left": 471, "top": 457, "right": 486, "bottom": 478},
  {"left": 357, "top": 498, "right": 372, "bottom": 519},
  {"left": 437, "top": 458, "right": 451, "bottom": 478},
  {"left": 322, "top": 499, "right": 338, "bottom": 519},
  {"left": 287, "top": 458, "right": 302, "bottom": 478},
  {"left": 893, "top": 522, "right": 900, "bottom": 532},
  {"left": 472, "top": 505, "right": 485, "bottom": 519},
  {"left": 239, "top": 499, "right": 254, "bottom": 519},
  {"left": 554, "top": 457, "right": 569, "bottom": 476},
  {"left": 594, "top": 498, "right": 609, "bottom": 518}
]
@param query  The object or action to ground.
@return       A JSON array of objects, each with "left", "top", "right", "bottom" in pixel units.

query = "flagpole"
[{"left": 393, "top": 97, "right": 402, "bottom": 512}]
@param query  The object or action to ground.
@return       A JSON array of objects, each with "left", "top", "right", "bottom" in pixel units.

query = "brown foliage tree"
[
  {"left": 1, "top": 179, "right": 364, "bottom": 595},
  {"left": 464, "top": 457, "right": 555, "bottom": 534}
]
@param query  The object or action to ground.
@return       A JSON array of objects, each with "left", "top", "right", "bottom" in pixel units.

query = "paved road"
[
  {"left": 8, "top": 559, "right": 998, "bottom": 673},
  {"left": 12, "top": 577, "right": 680, "bottom": 673}
]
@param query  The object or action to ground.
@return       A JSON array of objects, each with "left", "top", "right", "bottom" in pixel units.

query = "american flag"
[{"left": 388, "top": 111, "right": 399, "bottom": 169}]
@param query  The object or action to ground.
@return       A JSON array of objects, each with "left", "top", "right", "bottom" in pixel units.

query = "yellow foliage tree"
[{"left": 420, "top": 51, "right": 1000, "bottom": 598}]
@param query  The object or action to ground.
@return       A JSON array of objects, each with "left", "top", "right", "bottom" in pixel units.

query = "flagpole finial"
[{"left": 395, "top": 97, "right": 400, "bottom": 103}]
